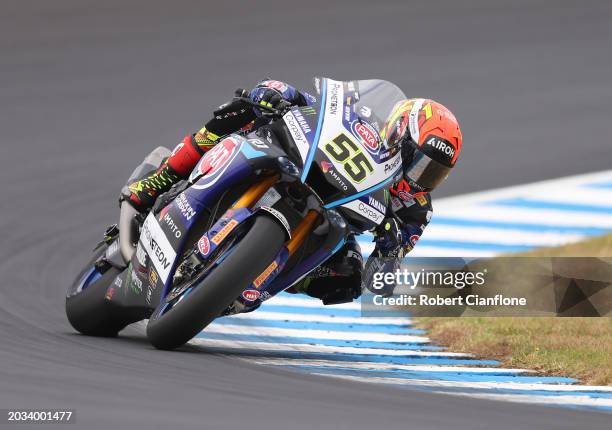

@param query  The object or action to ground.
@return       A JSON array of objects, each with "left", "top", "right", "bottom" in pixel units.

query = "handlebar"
[{"left": 233, "top": 96, "right": 292, "bottom": 119}]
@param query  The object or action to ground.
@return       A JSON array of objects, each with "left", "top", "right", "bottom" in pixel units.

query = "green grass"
[
  {"left": 519, "top": 233, "right": 612, "bottom": 257},
  {"left": 418, "top": 317, "right": 611, "bottom": 385},
  {"left": 417, "top": 233, "right": 612, "bottom": 385}
]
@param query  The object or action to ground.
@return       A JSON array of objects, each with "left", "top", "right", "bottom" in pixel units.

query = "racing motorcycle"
[{"left": 66, "top": 77, "right": 407, "bottom": 350}]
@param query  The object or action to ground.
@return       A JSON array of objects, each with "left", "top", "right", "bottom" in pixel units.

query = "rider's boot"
[
  {"left": 122, "top": 134, "right": 207, "bottom": 212},
  {"left": 288, "top": 236, "right": 363, "bottom": 304}
]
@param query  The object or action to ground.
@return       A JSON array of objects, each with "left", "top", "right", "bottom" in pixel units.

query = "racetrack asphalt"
[{"left": 1, "top": 0, "right": 611, "bottom": 428}]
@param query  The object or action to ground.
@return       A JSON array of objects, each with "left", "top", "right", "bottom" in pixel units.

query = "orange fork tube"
[
  {"left": 286, "top": 210, "right": 319, "bottom": 257},
  {"left": 230, "top": 174, "right": 280, "bottom": 210}
]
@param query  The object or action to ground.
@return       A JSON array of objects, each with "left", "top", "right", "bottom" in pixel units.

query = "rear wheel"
[
  {"left": 65, "top": 244, "right": 128, "bottom": 337},
  {"left": 146, "top": 215, "right": 286, "bottom": 350}
]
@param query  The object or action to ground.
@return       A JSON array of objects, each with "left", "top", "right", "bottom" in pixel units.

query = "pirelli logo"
[
  {"left": 211, "top": 220, "right": 239, "bottom": 245},
  {"left": 253, "top": 261, "right": 278, "bottom": 288}
]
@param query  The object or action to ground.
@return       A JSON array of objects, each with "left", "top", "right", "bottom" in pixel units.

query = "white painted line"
[
  {"left": 430, "top": 206, "right": 612, "bottom": 228},
  {"left": 518, "top": 187, "right": 612, "bottom": 208},
  {"left": 265, "top": 295, "right": 361, "bottom": 310},
  {"left": 436, "top": 391, "right": 612, "bottom": 408},
  {"left": 190, "top": 338, "right": 470, "bottom": 357},
  {"left": 436, "top": 170, "right": 612, "bottom": 207},
  {"left": 204, "top": 323, "right": 430, "bottom": 343},
  {"left": 249, "top": 357, "right": 531, "bottom": 374},
  {"left": 421, "top": 225, "right": 586, "bottom": 247},
  {"left": 407, "top": 246, "right": 496, "bottom": 258},
  {"left": 314, "top": 373, "right": 612, "bottom": 393},
  {"left": 227, "top": 311, "right": 413, "bottom": 326}
]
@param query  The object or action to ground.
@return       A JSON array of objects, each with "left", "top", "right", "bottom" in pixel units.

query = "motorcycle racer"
[{"left": 121, "top": 79, "right": 463, "bottom": 304}]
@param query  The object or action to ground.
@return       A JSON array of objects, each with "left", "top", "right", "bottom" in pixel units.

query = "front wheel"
[{"left": 146, "top": 215, "right": 286, "bottom": 350}]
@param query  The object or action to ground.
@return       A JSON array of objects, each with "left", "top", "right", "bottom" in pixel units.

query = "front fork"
[{"left": 197, "top": 175, "right": 324, "bottom": 311}]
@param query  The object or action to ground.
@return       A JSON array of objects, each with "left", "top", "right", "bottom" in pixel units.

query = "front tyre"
[{"left": 146, "top": 215, "right": 286, "bottom": 350}]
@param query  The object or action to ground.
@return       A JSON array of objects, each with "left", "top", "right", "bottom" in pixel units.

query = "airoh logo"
[{"left": 425, "top": 135, "right": 455, "bottom": 159}]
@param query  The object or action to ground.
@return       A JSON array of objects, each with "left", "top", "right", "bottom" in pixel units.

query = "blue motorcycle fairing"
[{"left": 124, "top": 134, "right": 285, "bottom": 308}]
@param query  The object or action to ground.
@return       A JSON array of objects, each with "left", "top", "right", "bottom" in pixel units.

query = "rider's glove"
[
  {"left": 373, "top": 218, "right": 408, "bottom": 258},
  {"left": 249, "top": 79, "right": 305, "bottom": 115},
  {"left": 363, "top": 253, "right": 399, "bottom": 297},
  {"left": 362, "top": 218, "right": 409, "bottom": 296}
]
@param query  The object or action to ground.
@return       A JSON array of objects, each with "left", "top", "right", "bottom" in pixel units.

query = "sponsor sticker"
[
  {"left": 320, "top": 160, "right": 349, "bottom": 191},
  {"left": 359, "top": 105, "right": 372, "bottom": 118},
  {"left": 384, "top": 154, "right": 402, "bottom": 174},
  {"left": 249, "top": 138, "right": 269, "bottom": 149},
  {"left": 391, "top": 197, "right": 403, "bottom": 211},
  {"left": 259, "top": 206, "right": 291, "bottom": 237},
  {"left": 211, "top": 219, "right": 239, "bottom": 245},
  {"left": 140, "top": 213, "right": 177, "bottom": 283},
  {"left": 198, "top": 236, "right": 210, "bottom": 256},
  {"left": 342, "top": 200, "right": 384, "bottom": 224},
  {"left": 149, "top": 268, "right": 159, "bottom": 287},
  {"left": 351, "top": 120, "right": 380, "bottom": 153},
  {"left": 283, "top": 110, "right": 310, "bottom": 163},
  {"left": 199, "top": 137, "right": 239, "bottom": 176},
  {"left": 131, "top": 272, "right": 143, "bottom": 295},
  {"left": 162, "top": 212, "right": 182, "bottom": 239},
  {"left": 242, "top": 289, "right": 261, "bottom": 302},
  {"left": 190, "top": 137, "right": 243, "bottom": 190},
  {"left": 368, "top": 197, "right": 386, "bottom": 214},
  {"left": 408, "top": 99, "right": 425, "bottom": 143},
  {"left": 327, "top": 81, "right": 343, "bottom": 117},
  {"left": 175, "top": 193, "right": 196, "bottom": 221},
  {"left": 425, "top": 135, "right": 455, "bottom": 159},
  {"left": 105, "top": 287, "right": 115, "bottom": 301},
  {"left": 410, "top": 234, "right": 420, "bottom": 246},
  {"left": 416, "top": 195, "right": 428, "bottom": 206},
  {"left": 261, "top": 80, "right": 288, "bottom": 93},
  {"left": 253, "top": 260, "right": 278, "bottom": 288},
  {"left": 397, "top": 190, "right": 412, "bottom": 201},
  {"left": 357, "top": 202, "right": 384, "bottom": 223},
  {"left": 293, "top": 110, "right": 312, "bottom": 134},
  {"left": 136, "top": 244, "right": 147, "bottom": 266}
]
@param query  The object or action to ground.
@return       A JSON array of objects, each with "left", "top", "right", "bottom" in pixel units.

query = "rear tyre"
[
  {"left": 146, "top": 215, "right": 286, "bottom": 350},
  {"left": 66, "top": 244, "right": 132, "bottom": 336}
]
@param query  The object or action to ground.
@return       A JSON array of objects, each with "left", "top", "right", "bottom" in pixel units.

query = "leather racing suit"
[{"left": 123, "top": 79, "right": 433, "bottom": 304}]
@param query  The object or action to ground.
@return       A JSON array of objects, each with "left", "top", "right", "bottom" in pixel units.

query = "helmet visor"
[{"left": 404, "top": 150, "right": 452, "bottom": 192}]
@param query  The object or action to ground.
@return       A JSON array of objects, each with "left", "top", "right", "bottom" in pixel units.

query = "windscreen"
[{"left": 313, "top": 77, "right": 407, "bottom": 138}]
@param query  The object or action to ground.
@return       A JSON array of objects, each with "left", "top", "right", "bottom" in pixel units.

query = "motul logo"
[{"left": 426, "top": 136, "right": 455, "bottom": 158}]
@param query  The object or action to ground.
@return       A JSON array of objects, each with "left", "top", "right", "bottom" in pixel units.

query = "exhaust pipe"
[
  {"left": 118, "top": 146, "right": 171, "bottom": 264},
  {"left": 119, "top": 201, "right": 139, "bottom": 263}
]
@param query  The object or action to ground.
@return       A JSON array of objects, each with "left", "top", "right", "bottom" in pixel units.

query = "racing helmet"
[{"left": 382, "top": 98, "right": 462, "bottom": 194}]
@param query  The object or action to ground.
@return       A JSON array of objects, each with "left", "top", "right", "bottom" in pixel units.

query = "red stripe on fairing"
[{"left": 167, "top": 135, "right": 205, "bottom": 177}]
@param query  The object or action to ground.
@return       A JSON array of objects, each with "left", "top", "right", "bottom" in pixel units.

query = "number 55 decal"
[{"left": 323, "top": 133, "right": 373, "bottom": 183}]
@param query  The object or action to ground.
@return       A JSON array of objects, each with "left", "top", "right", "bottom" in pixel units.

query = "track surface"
[{"left": 1, "top": 0, "right": 611, "bottom": 428}]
